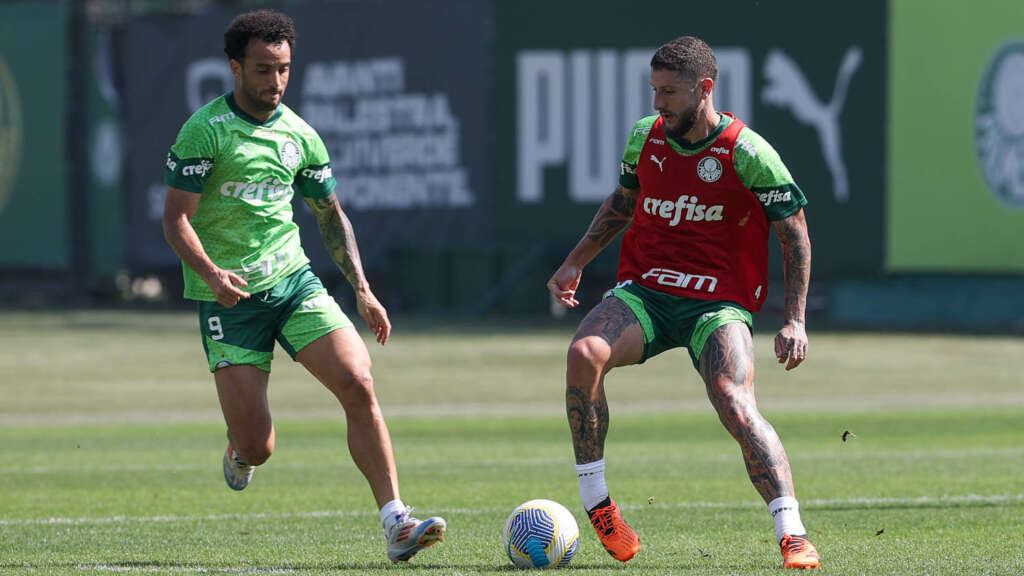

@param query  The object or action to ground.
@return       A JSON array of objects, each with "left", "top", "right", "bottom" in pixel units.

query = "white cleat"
[
  {"left": 386, "top": 507, "right": 447, "bottom": 562},
  {"left": 222, "top": 442, "right": 254, "bottom": 491}
]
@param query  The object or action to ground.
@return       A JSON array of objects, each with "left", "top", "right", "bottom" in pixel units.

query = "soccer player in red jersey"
[{"left": 547, "top": 36, "right": 820, "bottom": 569}]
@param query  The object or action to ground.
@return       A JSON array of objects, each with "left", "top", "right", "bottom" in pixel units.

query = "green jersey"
[{"left": 165, "top": 93, "right": 336, "bottom": 301}]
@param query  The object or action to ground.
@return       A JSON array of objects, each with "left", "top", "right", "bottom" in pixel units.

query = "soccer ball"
[{"left": 503, "top": 499, "right": 580, "bottom": 569}]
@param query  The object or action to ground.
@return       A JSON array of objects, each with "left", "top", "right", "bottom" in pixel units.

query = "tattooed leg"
[
  {"left": 566, "top": 297, "right": 644, "bottom": 464},
  {"left": 699, "top": 323, "right": 795, "bottom": 503}
]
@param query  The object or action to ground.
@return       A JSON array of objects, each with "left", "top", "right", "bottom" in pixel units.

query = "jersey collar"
[
  {"left": 225, "top": 92, "right": 283, "bottom": 127},
  {"left": 668, "top": 113, "right": 732, "bottom": 153}
]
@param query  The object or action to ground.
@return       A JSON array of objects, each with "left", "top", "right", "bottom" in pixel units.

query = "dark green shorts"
[
  {"left": 197, "top": 265, "right": 353, "bottom": 373},
  {"left": 607, "top": 281, "right": 753, "bottom": 368}
]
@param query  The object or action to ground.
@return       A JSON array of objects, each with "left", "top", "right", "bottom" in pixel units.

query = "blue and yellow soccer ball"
[{"left": 503, "top": 499, "right": 580, "bottom": 569}]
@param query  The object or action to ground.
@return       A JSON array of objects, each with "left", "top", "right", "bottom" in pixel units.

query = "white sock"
[
  {"left": 575, "top": 459, "right": 609, "bottom": 511},
  {"left": 769, "top": 496, "right": 807, "bottom": 542},
  {"left": 380, "top": 498, "right": 407, "bottom": 532}
]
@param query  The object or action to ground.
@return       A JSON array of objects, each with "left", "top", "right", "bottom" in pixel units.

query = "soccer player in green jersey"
[
  {"left": 162, "top": 9, "right": 444, "bottom": 562},
  {"left": 547, "top": 36, "right": 820, "bottom": 569}
]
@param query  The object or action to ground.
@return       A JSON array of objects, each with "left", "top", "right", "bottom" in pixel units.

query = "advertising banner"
[
  {"left": 121, "top": 0, "right": 489, "bottom": 272},
  {"left": 491, "top": 0, "right": 887, "bottom": 280},
  {"left": 888, "top": 0, "right": 1024, "bottom": 271},
  {"left": 0, "top": 3, "right": 68, "bottom": 269},
  {"left": 87, "top": 29, "right": 125, "bottom": 277}
]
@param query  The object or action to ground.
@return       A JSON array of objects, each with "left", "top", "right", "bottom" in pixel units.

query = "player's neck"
[{"left": 681, "top": 107, "right": 721, "bottom": 144}]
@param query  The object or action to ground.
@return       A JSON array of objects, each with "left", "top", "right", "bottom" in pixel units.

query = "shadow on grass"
[
  {"left": 9, "top": 559, "right": 760, "bottom": 574},
  {"left": 4, "top": 560, "right": 525, "bottom": 574}
]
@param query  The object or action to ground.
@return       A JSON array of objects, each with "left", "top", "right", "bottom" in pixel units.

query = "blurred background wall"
[{"left": 0, "top": 0, "right": 1021, "bottom": 332}]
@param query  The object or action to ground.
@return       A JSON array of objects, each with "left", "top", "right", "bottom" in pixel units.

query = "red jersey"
[{"left": 617, "top": 115, "right": 771, "bottom": 312}]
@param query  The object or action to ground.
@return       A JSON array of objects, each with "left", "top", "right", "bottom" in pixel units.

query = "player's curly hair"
[
  {"left": 651, "top": 36, "right": 718, "bottom": 83},
  {"left": 224, "top": 9, "right": 297, "bottom": 62}
]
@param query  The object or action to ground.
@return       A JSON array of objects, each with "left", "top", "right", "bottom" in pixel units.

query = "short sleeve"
[
  {"left": 165, "top": 115, "right": 217, "bottom": 193},
  {"left": 293, "top": 131, "right": 337, "bottom": 199},
  {"left": 619, "top": 116, "right": 658, "bottom": 189},
  {"left": 733, "top": 126, "right": 807, "bottom": 221}
]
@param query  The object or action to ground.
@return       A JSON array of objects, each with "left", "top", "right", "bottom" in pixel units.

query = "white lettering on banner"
[
  {"left": 642, "top": 267, "right": 718, "bottom": 292},
  {"left": 516, "top": 47, "right": 752, "bottom": 204},
  {"left": 570, "top": 50, "right": 619, "bottom": 203},
  {"left": 303, "top": 58, "right": 405, "bottom": 97},
  {"left": 301, "top": 57, "right": 474, "bottom": 211},
  {"left": 336, "top": 170, "right": 472, "bottom": 210},
  {"left": 642, "top": 194, "right": 725, "bottom": 226},
  {"left": 517, "top": 51, "right": 564, "bottom": 204},
  {"left": 762, "top": 46, "right": 862, "bottom": 203},
  {"left": 332, "top": 132, "right": 457, "bottom": 171}
]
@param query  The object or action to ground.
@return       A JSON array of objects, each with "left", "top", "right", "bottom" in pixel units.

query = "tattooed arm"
[
  {"left": 305, "top": 193, "right": 390, "bottom": 345},
  {"left": 771, "top": 208, "right": 811, "bottom": 370},
  {"left": 546, "top": 186, "right": 639, "bottom": 308}
]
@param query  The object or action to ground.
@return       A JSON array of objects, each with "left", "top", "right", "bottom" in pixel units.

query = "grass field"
[{"left": 1, "top": 311, "right": 1023, "bottom": 575}]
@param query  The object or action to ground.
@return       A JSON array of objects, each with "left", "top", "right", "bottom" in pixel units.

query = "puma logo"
[
  {"left": 762, "top": 46, "right": 863, "bottom": 203},
  {"left": 650, "top": 154, "right": 666, "bottom": 172}
]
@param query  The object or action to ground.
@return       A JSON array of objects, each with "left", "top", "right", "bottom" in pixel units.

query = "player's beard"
[
  {"left": 663, "top": 101, "right": 700, "bottom": 142},
  {"left": 246, "top": 86, "right": 281, "bottom": 113},
  {"left": 239, "top": 74, "right": 283, "bottom": 114}
]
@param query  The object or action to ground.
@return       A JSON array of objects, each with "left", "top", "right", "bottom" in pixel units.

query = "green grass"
[{"left": 1, "top": 311, "right": 1023, "bottom": 574}]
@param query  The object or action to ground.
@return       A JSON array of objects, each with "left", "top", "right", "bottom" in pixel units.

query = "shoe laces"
[
  {"left": 590, "top": 507, "right": 618, "bottom": 536},
  {"left": 782, "top": 535, "right": 812, "bottom": 555},
  {"left": 387, "top": 506, "right": 417, "bottom": 539}
]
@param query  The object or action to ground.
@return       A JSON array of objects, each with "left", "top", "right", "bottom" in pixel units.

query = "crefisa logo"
[{"left": 975, "top": 38, "right": 1024, "bottom": 208}]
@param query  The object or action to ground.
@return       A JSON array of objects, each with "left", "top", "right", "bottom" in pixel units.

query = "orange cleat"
[
  {"left": 587, "top": 498, "right": 641, "bottom": 562},
  {"left": 780, "top": 534, "right": 820, "bottom": 569}
]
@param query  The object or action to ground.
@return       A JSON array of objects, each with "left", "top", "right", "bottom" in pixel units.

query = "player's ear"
[
  {"left": 699, "top": 77, "right": 714, "bottom": 99},
  {"left": 229, "top": 58, "right": 243, "bottom": 81}
]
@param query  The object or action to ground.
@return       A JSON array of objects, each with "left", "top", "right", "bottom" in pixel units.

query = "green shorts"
[
  {"left": 607, "top": 281, "right": 753, "bottom": 369},
  {"left": 197, "top": 265, "right": 353, "bottom": 373}
]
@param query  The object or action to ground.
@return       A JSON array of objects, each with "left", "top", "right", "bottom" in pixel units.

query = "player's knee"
[
  {"left": 712, "top": 390, "right": 759, "bottom": 435},
  {"left": 567, "top": 337, "right": 611, "bottom": 375},
  {"left": 238, "top": 436, "right": 274, "bottom": 466},
  {"left": 333, "top": 365, "right": 376, "bottom": 408}
]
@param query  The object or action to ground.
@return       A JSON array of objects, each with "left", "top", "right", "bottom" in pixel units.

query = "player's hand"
[
  {"left": 206, "top": 268, "right": 250, "bottom": 308},
  {"left": 356, "top": 287, "right": 391, "bottom": 345},
  {"left": 774, "top": 320, "right": 808, "bottom": 371},
  {"left": 546, "top": 262, "right": 583, "bottom": 308}
]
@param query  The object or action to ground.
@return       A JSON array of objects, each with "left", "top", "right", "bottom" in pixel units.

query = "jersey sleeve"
[
  {"left": 733, "top": 126, "right": 807, "bottom": 221},
  {"left": 165, "top": 114, "right": 218, "bottom": 193},
  {"left": 619, "top": 116, "right": 658, "bottom": 189},
  {"left": 293, "top": 131, "right": 337, "bottom": 199}
]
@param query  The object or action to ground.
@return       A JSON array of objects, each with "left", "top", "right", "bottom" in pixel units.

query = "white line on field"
[
  {"left": 3, "top": 493, "right": 1022, "bottom": 528},
  {"left": 5, "top": 446, "right": 1024, "bottom": 476},
  {"left": 1, "top": 509, "right": 370, "bottom": 527}
]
